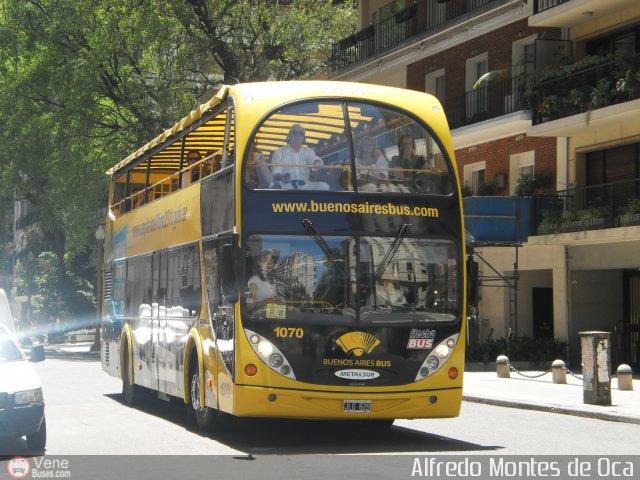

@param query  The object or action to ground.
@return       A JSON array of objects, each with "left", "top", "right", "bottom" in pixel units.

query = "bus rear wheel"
[{"left": 189, "top": 368, "right": 215, "bottom": 431}]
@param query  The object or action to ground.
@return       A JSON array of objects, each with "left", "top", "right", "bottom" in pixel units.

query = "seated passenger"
[
  {"left": 355, "top": 136, "right": 388, "bottom": 191},
  {"left": 389, "top": 134, "right": 426, "bottom": 184},
  {"left": 246, "top": 142, "right": 272, "bottom": 188},
  {"left": 182, "top": 150, "right": 201, "bottom": 186},
  {"left": 270, "top": 124, "right": 329, "bottom": 190}
]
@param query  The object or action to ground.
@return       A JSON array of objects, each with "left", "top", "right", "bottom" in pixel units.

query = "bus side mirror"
[
  {"left": 467, "top": 257, "right": 479, "bottom": 307},
  {"left": 221, "top": 240, "right": 239, "bottom": 304}
]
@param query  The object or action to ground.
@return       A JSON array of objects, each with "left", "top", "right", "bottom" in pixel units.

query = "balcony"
[
  {"left": 532, "top": 53, "right": 640, "bottom": 126},
  {"left": 331, "top": 0, "right": 499, "bottom": 72},
  {"left": 533, "top": 178, "right": 640, "bottom": 235},
  {"left": 444, "top": 76, "right": 530, "bottom": 130},
  {"left": 530, "top": 0, "right": 638, "bottom": 28}
]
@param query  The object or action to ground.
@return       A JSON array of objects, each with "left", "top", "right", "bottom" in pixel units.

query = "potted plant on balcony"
[
  {"left": 567, "top": 88, "right": 586, "bottom": 115},
  {"left": 590, "top": 78, "right": 612, "bottom": 109},
  {"left": 615, "top": 67, "right": 640, "bottom": 101},
  {"left": 538, "top": 95, "right": 560, "bottom": 121},
  {"left": 537, "top": 209, "right": 560, "bottom": 235},
  {"left": 617, "top": 198, "right": 640, "bottom": 226}
]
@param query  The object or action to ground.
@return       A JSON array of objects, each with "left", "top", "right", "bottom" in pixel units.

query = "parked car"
[{"left": 0, "top": 323, "right": 46, "bottom": 451}]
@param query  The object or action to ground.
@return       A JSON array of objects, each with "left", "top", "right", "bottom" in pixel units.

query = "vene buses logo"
[
  {"left": 7, "top": 457, "right": 30, "bottom": 479},
  {"left": 336, "top": 331, "right": 380, "bottom": 356}
]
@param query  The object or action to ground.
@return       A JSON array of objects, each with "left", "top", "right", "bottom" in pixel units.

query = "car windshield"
[
  {"left": 243, "top": 234, "right": 459, "bottom": 325},
  {"left": 0, "top": 330, "right": 23, "bottom": 362},
  {"left": 244, "top": 100, "right": 453, "bottom": 194}
]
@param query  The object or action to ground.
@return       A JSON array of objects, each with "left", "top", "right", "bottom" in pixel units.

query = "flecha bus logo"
[{"left": 7, "top": 457, "right": 30, "bottom": 479}]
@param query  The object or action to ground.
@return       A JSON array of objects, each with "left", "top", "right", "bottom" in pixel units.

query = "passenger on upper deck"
[
  {"left": 389, "top": 133, "right": 426, "bottom": 184},
  {"left": 355, "top": 136, "right": 388, "bottom": 191},
  {"left": 182, "top": 150, "right": 202, "bottom": 186},
  {"left": 246, "top": 141, "right": 273, "bottom": 189},
  {"left": 269, "top": 124, "right": 330, "bottom": 190}
]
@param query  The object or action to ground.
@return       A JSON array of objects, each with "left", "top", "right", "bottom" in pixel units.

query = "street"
[{"left": 2, "top": 356, "right": 638, "bottom": 458}]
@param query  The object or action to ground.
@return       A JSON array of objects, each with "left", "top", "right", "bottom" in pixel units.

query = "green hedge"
[{"left": 466, "top": 336, "right": 567, "bottom": 364}]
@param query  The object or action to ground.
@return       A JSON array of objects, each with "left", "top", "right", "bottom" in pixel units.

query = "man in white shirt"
[{"left": 270, "top": 124, "right": 330, "bottom": 190}]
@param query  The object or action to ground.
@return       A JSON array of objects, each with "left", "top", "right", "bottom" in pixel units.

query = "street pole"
[
  {"left": 91, "top": 225, "right": 105, "bottom": 353},
  {"left": 26, "top": 251, "right": 34, "bottom": 338}
]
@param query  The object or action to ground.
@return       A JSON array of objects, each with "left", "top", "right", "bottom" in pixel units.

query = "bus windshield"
[
  {"left": 244, "top": 100, "right": 453, "bottom": 194},
  {"left": 243, "top": 234, "right": 459, "bottom": 325}
]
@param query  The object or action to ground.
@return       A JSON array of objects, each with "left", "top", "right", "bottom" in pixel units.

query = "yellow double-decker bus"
[{"left": 100, "top": 81, "right": 466, "bottom": 430}]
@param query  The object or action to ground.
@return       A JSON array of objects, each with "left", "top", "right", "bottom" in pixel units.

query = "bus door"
[
  {"left": 202, "top": 239, "right": 222, "bottom": 404},
  {"left": 151, "top": 250, "right": 168, "bottom": 393}
]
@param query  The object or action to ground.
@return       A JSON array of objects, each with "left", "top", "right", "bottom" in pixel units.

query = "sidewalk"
[
  {"left": 24, "top": 341, "right": 99, "bottom": 358},
  {"left": 463, "top": 369, "right": 640, "bottom": 425}
]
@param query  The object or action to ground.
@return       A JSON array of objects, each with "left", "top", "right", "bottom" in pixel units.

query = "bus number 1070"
[{"left": 274, "top": 327, "right": 304, "bottom": 339}]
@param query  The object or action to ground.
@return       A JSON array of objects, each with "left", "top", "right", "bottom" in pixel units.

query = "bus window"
[
  {"left": 246, "top": 101, "right": 347, "bottom": 191},
  {"left": 245, "top": 100, "right": 454, "bottom": 195}
]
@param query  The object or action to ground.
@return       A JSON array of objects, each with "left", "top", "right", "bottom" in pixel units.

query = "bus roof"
[
  {"left": 106, "top": 81, "right": 445, "bottom": 176},
  {"left": 106, "top": 85, "right": 230, "bottom": 175}
]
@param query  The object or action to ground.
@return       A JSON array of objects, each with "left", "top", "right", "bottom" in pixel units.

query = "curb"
[{"left": 463, "top": 395, "right": 640, "bottom": 425}]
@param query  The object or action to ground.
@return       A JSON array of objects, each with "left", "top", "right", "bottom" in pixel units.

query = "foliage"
[
  {"left": 514, "top": 171, "right": 553, "bottom": 196},
  {"left": 466, "top": 336, "right": 567, "bottom": 364},
  {"left": 461, "top": 183, "right": 474, "bottom": 198},
  {"left": 476, "top": 181, "right": 499, "bottom": 196},
  {"left": 537, "top": 95, "right": 560, "bottom": 118},
  {"left": 0, "top": 0, "right": 357, "bottom": 318}
]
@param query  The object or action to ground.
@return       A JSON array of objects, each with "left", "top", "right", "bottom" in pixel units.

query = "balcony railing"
[
  {"left": 444, "top": 75, "right": 530, "bottom": 129},
  {"left": 533, "top": 178, "right": 640, "bottom": 235},
  {"left": 331, "top": 0, "right": 498, "bottom": 72},
  {"left": 533, "top": 53, "right": 640, "bottom": 125},
  {"left": 533, "top": 0, "right": 572, "bottom": 14}
]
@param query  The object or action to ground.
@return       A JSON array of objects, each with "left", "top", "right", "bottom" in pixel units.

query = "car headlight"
[{"left": 14, "top": 387, "right": 43, "bottom": 405}]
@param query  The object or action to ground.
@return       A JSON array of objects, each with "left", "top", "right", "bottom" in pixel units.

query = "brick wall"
[
  {"left": 406, "top": 19, "right": 561, "bottom": 93},
  {"left": 454, "top": 135, "right": 557, "bottom": 194}
]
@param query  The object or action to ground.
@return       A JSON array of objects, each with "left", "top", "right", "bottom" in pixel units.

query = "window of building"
[
  {"left": 464, "top": 161, "right": 486, "bottom": 194},
  {"left": 465, "top": 53, "right": 488, "bottom": 120},
  {"left": 509, "top": 151, "right": 535, "bottom": 195},
  {"left": 425, "top": 69, "right": 445, "bottom": 103}
]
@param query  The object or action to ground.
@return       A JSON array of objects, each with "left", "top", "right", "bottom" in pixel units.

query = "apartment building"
[{"left": 330, "top": 0, "right": 640, "bottom": 368}]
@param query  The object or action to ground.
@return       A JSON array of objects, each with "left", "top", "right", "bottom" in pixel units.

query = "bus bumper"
[{"left": 232, "top": 385, "right": 462, "bottom": 420}]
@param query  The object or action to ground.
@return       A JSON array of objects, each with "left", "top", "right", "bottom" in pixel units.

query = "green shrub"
[{"left": 466, "top": 336, "right": 567, "bottom": 364}]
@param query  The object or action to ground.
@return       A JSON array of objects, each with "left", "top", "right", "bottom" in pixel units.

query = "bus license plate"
[{"left": 343, "top": 400, "right": 371, "bottom": 413}]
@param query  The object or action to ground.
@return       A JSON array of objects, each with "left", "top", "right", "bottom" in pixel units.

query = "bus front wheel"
[
  {"left": 189, "top": 367, "right": 215, "bottom": 431},
  {"left": 122, "top": 346, "right": 140, "bottom": 405}
]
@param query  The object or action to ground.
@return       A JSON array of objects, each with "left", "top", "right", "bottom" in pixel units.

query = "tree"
[{"left": 0, "top": 0, "right": 357, "bottom": 321}]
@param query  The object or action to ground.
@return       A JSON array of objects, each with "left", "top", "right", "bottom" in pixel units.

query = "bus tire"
[
  {"left": 122, "top": 344, "right": 140, "bottom": 405},
  {"left": 189, "top": 363, "right": 215, "bottom": 431}
]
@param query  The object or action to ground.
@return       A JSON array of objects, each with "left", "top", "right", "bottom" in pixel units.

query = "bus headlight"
[
  {"left": 415, "top": 334, "right": 459, "bottom": 381},
  {"left": 244, "top": 329, "right": 296, "bottom": 380}
]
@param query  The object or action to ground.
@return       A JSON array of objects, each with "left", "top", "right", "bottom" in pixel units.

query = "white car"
[{"left": 0, "top": 323, "right": 46, "bottom": 451}]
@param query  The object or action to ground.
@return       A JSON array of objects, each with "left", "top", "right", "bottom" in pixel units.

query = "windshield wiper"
[
  {"left": 302, "top": 219, "right": 346, "bottom": 276},
  {"left": 374, "top": 223, "right": 411, "bottom": 280}
]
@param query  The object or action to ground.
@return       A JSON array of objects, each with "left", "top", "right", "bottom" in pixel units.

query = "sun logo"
[{"left": 335, "top": 331, "right": 380, "bottom": 356}]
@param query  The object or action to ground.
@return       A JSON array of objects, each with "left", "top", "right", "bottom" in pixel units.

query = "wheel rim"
[{"left": 190, "top": 373, "right": 201, "bottom": 411}]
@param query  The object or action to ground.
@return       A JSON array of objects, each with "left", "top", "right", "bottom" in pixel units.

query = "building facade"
[{"left": 330, "top": 0, "right": 640, "bottom": 368}]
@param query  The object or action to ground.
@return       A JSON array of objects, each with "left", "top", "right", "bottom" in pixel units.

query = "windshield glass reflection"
[{"left": 243, "top": 235, "right": 459, "bottom": 325}]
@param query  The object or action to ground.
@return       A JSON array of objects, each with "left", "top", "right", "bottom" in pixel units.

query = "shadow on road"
[{"left": 105, "top": 393, "right": 503, "bottom": 455}]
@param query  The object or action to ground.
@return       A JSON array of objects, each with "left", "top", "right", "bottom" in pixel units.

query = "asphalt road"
[{"left": 1, "top": 356, "right": 638, "bottom": 479}]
